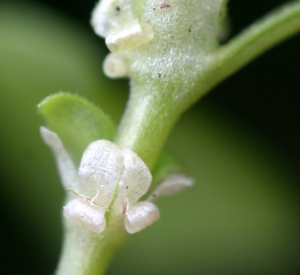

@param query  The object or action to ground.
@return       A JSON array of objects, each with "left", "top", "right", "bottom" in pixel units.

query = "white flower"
[
  {"left": 40, "top": 126, "right": 193, "bottom": 234},
  {"left": 91, "top": 0, "right": 153, "bottom": 53}
]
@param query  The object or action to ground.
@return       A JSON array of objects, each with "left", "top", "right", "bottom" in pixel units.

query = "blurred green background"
[{"left": 0, "top": 0, "right": 299, "bottom": 274}]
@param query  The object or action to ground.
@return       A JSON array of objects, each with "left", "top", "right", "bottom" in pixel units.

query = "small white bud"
[
  {"left": 91, "top": 0, "right": 153, "bottom": 53},
  {"left": 103, "top": 53, "right": 129, "bottom": 78}
]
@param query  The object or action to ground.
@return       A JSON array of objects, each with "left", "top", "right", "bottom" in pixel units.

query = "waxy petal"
[
  {"left": 124, "top": 201, "right": 160, "bottom": 234},
  {"left": 119, "top": 147, "right": 152, "bottom": 205},
  {"left": 63, "top": 198, "right": 106, "bottom": 234},
  {"left": 105, "top": 19, "right": 154, "bottom": 53},
  {"left": 78, "top": 140, "right": 123, "bottom": 207},
  {"left": 40, "top": 127, "right": 79, "bottom": 190},
  {"left": 147, "top": 174, "right": 193, "bottom": 201},
  {"left": 91, "top": 0, "right": 153, "bottom": 53},
  {"left": 91, "top": 0, "right": 135, "bottom": 38}
]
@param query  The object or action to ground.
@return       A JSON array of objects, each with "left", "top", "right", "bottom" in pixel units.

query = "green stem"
[
  {"left": 204, "top": 0, "right": 300, "bottom": 95},
  {"left": 114, "top": 1, "right": 300, "bottom": 168},
  {"left": 56, "top": 218, "right": 128, "bottom": 275},
  {"left": 114, "top": 82, "right": 185, "bottom": 170}
]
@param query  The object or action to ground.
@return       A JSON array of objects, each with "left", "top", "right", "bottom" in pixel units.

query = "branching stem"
[
  {"left": 57, "top": 1, "right": 300, "bottom": 274},
  {"left": 114, "top": 1, "right": 300, "bottom": 169}
]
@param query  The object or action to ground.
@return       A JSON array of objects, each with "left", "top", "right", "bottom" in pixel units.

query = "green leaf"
[{"left": 38, "top": 92, "right": 116, "bottom": 166}]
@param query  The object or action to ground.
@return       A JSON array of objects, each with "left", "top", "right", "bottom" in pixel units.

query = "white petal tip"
[
  {"left": 78, "top": 140, "right": 122, "bottom": 207},
  {"left": 148, "top": 174, "right": 194, "bottom": 201},
  {"left": 40, "top": 126, "right": 56, "bottom": 145},
  {"left": 90, "top": 2, "right": 110, "bottom": 37},
  {"left": 106, "top": 20, "right": 154, "bottom": 53},
  {"left": 124, "top": 201, "right": 160, "bottom": 234},
  {"left": 119, "top": 147, "right": 152, "bottom": 205},
  {"left": 63, "top": 198, "right": 106, "bottom": 234},
  {"left": 40, "top": 126, "right": 80, "bottom": 190}
]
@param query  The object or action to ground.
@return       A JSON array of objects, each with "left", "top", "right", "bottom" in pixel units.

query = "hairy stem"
[
  {"left": 56, "top": 218, "right": 128, "bottom": 275},
  {"left": 114, "top": 1, "right": 300, "bottom": 168},
  {"left": 56, "top": 1, "right": 300, "bottom": 274},
  {"left": 114, "top": 82, "right": 184, "bottom": 170}
]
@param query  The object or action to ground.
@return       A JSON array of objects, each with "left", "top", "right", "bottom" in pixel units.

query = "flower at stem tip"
[{"left": 40, "top": 126, "right": 193, "bottom": 234}]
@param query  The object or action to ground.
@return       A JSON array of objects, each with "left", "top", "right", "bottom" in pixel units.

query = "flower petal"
[
  {"left": 91, "top": 0, "right": 132, "bottom": 38},
  {"left": 91, "top": 0, "right": 153, "bottom": 53},
  {"left": 147, "top": 174, "right": 193, "bottom": 201},
  {"left": 78, "top": 140, "right": 123, "bottom": 208},
  {"left": 105, "top": 19, "right": 154, "bottom": 53},
  {"left": 40, "top": 126, "right": 80, "bottom": 190},
  {"left": 63, "top": 198, "right": 106, "bottom": 234},
  {"left": 119, "top": 147, "right": 152, "bottom": 205},
  {"left": 124, "top": 201, "right": 160, "bottom": 234}
]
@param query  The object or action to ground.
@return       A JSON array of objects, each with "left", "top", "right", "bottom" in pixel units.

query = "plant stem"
[
  {"left": 56, "top": 2, "right": 300, "bottom": 274},
  {"left": 56, "top": 218, "right": 128, "bottom": 275},
  {"left": 114, "top": 83, "right": 184, "bottom": 170},
  {"left": 115, "top": 1, "right": 300, "bottom": 169},
  {"left": 205, "top": 0, "right": 300, "bottom": 95}
]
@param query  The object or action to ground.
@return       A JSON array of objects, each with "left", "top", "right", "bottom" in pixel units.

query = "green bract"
[{"left": 38, "top": 93, "right": 116, "bottom": 165}]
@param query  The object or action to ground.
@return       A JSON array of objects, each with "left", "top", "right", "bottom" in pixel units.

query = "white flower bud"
[
  {"left": 103, "top": 53, "right": 129, "bottom": 78},
  {"left": 41, "top": 127, "right": 192, "bottom": 235},
  {"left": 91, "top": 0, "right": 153, "bottom": 53}
]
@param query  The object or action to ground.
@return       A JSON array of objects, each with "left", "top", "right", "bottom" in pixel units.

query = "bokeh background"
[{"left": 0, "top": 0, "right": 299, "bottom": 274}]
